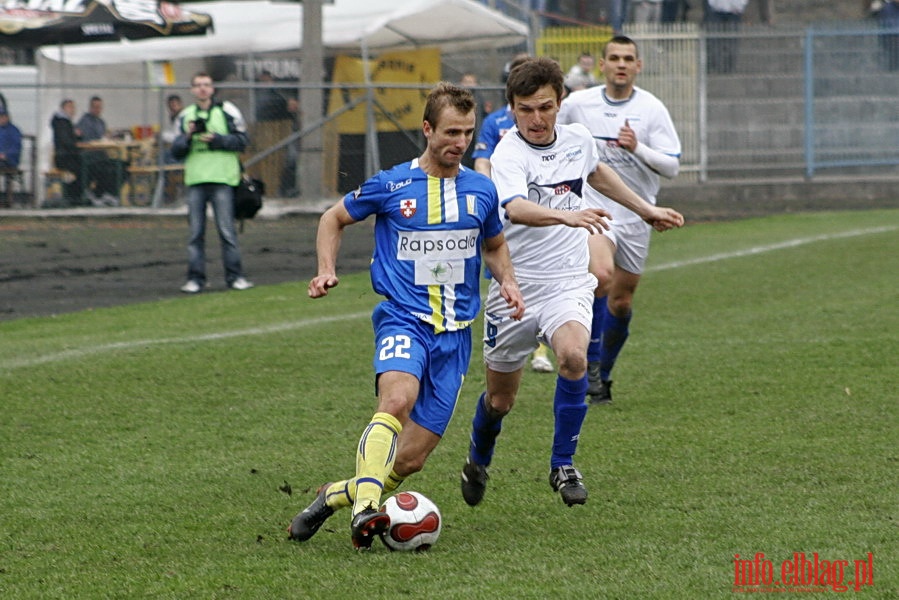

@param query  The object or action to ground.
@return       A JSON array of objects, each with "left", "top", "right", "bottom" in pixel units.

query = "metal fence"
[
  {"left": 615, "top": 22, "right": 899, "bottom": 182},
  {"left": 2, "top": 21, "right": 897, "bottom": 208}
]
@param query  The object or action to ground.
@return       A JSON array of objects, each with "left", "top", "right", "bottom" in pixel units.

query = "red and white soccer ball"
[{"left": 379, "top": 491, "right": 442, "bottom": 552}]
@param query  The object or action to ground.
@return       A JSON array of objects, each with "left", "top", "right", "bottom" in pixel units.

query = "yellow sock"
[
  {"left": 328, "top": 469, "right": 404, "bottom": 512},
  {"left": 383, "top": 469, "right": 405, "bottom": 494},
  {"left": 323, "top": 480, "right": 354, "bottom": 510},
  {"left": 325, "top": 469, "right": 404, "bottom": 511},
  {"left": 534, "top": 342, "right": 549, "bottom": 359},
  {"left": 352, "top": 412, "right": 402, "bottom": 515}
]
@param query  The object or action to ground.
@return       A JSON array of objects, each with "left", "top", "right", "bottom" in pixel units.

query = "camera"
[{"left": 191, "top": 118, "right": 207, "bottom": 134}]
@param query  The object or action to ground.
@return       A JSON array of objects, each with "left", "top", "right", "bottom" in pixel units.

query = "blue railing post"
[{"left": 804, "top": 27, "right": 815, "bottom": 180}]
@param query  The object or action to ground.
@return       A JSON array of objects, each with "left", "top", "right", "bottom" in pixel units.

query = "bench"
[
  {"left": 126, "top": 164, "right": 184, "bottom": 207},
  {"left": 0, "top": 166, "right": 22, "bottom": 207},
  {"left": 43, "top": 168, "right": 77, "bottom": 206}
]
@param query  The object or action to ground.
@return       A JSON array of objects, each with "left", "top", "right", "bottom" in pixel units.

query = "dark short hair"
[
  {"left": 422, "top": 82, "right": 475, "bottom": 128},
  {"left": 167, "top": 94, "right": 182, "bottom": 103},
  {"left": 191, "top": 72, "right": 213, "bottom": 86},
  {"left": 603, "top": 35, "right": 640, "bottom": 58},
  {"left": 505, "top": 57, "right": 565, "bottom": 106}
]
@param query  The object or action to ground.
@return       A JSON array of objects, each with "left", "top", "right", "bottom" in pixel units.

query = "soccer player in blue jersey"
[
  {"left": 288, "top": 82, "right": 524, "bottom": 550},
  {"left": 460, "top": 57, "right": 683, "bottom": 508}
]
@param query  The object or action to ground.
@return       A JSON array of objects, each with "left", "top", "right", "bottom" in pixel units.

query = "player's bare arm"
[
  {"left": 308, "top": 200, "right": 357, "bottom": 298},
  {"left": 504, "top": 196, "right": 611, "bottom": 233},
  {"left": 586, "top": 163, "right": 683, "bottom": 231},
  {"left": 482, "top": 233, "right": 525, "bottom": 321}
]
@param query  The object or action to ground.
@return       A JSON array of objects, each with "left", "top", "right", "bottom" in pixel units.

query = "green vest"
[{"left": 181, "top": 103, "right": 241, "bottom": 186}]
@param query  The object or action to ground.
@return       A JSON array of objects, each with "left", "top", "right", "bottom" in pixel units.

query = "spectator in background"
[
  {"left": 76, "top": 95, "right": 121, "bottom": 205},
  {"left": 704, "top": 0, "right": 749, "bottom": 74},
  {"left": 0, "top": 107, "right": 22, "bottom": 170},
  {"left": 50, "top": 99, "right": 86, "bottom": 207},
  {"left": 0, "top": 106, "right": 22, "bottom": 207},
  {"left": 279, "top": 95, "right": 300, "bottom": 197},
  {"left": 255, "top": 70, "right": 291, "bottom": 122},
  {"left": 564, "top": 52, "right": 598, "bottom": 92},
  {"left": 460, "top": 73, "right": 493, "bottom": 118},
  {"left": 161, "top": 93, "right": 184, "bottom": 163},
  {"left": 254, "top": 70, "right": 294, "bottom": 196},
  {"left": 661, "top": 0, "right": 691, "bottom": 22},
  {"left": 876, "top": 0, "right": 899, "bottom": 71},
  {"left": 610, "top": 0, "right": 630, "bottom": 32},
  {"left": 459, "top": 73, "right": 491, "bottom": 169},
  {"left": 77, "top": 96, "right": 107, "bottom": 142},
  {"left": 632, "top": 0, "right": 664, "bottom": 22}
]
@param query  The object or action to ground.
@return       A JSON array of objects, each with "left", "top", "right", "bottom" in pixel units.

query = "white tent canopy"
[{"left": 40, "top": 0, "right": 529, "bottom": 65}]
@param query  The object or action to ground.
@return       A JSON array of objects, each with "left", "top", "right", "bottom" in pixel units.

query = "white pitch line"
[
  {"left": 647, "top": 225, "right": 896, "bottom": 272},
  {"left": 1, "top": 311, "right": 370, "bottom": 371},
  {"left": 3, "top": 225, "right": 895, "bottom": 371}
]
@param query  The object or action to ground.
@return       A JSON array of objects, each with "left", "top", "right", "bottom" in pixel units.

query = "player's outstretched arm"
[
  {"left": 586, "top": 163, "right": 656, "bottom": 217},
  {"left": 482, "top": 233, "right": 525, "bottom": 321},
  {"left": 308, "top": 200, "right": 357, "bottom": 298},
  {"left": 504, "top": 196, "right": 611, "bottom": 234},
  {"left": 644, "top": 205, "right": 685, "bottom": 232}
]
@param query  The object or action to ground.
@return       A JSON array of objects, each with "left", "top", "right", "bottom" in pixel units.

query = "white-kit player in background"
[{"left": 558, "top": 35, "right": 683, "bottom": 405}]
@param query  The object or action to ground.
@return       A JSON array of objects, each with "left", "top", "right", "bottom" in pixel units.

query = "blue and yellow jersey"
[{"left": 344, "top": 159, "right": 502, "bottom": 333}]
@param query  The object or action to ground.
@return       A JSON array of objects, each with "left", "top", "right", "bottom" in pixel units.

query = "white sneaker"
[
  {"left": 530, "top": 354, "right": 554, "bottom": 373},
  {"left": 229, "top": 277, "right": 254, "bottom": 291},
  {"left": 180, "top": 280, "right": 202, "bottom": 294}
]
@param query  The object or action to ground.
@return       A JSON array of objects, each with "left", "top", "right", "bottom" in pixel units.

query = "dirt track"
[{"left": 0, "top": 214, "right": 374, "bottom": 322}]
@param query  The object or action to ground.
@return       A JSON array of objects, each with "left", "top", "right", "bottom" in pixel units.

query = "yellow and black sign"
[{"left": 328, "top": 47, "right": 441, "bottom": 134}]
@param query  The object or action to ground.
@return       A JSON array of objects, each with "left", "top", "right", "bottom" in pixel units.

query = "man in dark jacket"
[{"left": 50, "top": 99, "right": 86, "bottom": 206}]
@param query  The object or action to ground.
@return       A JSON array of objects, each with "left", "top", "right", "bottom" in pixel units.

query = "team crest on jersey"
[{"left": 400, "top": 198, "right": 417, "bottom": 218}]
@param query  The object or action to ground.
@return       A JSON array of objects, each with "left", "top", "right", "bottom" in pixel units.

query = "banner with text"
[{"left": 328, "top": 48, "right": 441, "bottom": 135}]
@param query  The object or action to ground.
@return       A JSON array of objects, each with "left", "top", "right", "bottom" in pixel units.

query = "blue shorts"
[{"left": 372, "top": 301, "right": 472, "bottom": 436}]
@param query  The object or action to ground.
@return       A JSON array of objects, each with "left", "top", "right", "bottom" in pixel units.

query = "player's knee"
[
  {"left": 484, "top": 392, "right": 514, "bottom": 416},
  {"left": 591, "top": 265, "right": 614, "bottom": 294},
  {"left": 608, "top": 295, "right": 633, "bottom": 317},
  {"left": 556, "top": 351, "right": 587, "bottom": 380}
]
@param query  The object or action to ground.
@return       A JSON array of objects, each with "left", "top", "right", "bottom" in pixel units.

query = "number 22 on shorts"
[{"left": 379, "top": 335, "right": 412, "bottom": 360}]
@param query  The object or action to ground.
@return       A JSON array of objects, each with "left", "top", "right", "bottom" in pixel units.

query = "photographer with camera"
[{"left": 171, "top": 72, "right": 253, "bottom": 293}]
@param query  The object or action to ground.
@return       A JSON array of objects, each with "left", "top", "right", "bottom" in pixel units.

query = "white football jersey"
[
  {"left": 490, "top": 123, "right": 599, "bottom": 281},
  {"left": 558, "top": 85, "right": 681, "bottom": 224}
]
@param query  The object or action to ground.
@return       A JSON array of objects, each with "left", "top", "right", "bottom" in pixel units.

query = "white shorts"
[
  {"left": 482, "top": 273, "right": 597, "bottom": 373},
  {"left": 613, "top": 220, "right": 652, "bottom": 275}
]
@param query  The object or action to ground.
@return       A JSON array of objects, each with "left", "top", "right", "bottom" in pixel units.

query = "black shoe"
[
  {"left": 549, "top": 465, "right": 588, "bottom": 507},
  {"left": 350, "top": 507, "right": 390, "bottom": 550},
  {"left": 587, "top": 362, "right": 613, "bottom": 405},
  {"left": 461, "top": 456, "right": 489, "bottom": 506},
  {"left": 287, "top": 483, "right": 334, "bottom": 542}
]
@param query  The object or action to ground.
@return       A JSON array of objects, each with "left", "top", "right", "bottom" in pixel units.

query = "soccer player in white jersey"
[
  {"left": 558, "top": 35, "right": 683, "bottom": 404},
  {"left": 473, "top": 54, "right": 555, "bottom": 375},
  {"left": 460, "top": 57, "right": 683, "bottom": 507},
  {"left": 288, "top": 83, "right": 524, "bottom": 550}
]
